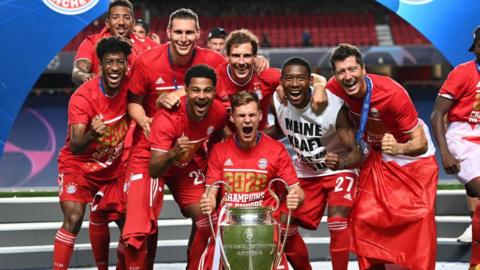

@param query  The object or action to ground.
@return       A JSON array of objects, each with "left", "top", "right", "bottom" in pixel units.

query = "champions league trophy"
[{"left": 207, "top": 178, "right": 292, "bottom": 270}]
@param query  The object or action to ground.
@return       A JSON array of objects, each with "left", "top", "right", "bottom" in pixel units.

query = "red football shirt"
[
  {"left": 74, "top": 27, "right": 156, "bottom": 75},
  {"left": 439, "top": 60, "right": 480, "bottom": 123},
  {"left": 206, "top": 133, "right": 298, "bottom": 208},
  {"left": 327, "top": 74, "right": 419, "bottom": 149},
  {"left": 127, "top": 44, "right": 226, "bottom": 167},
  {"left": 58, "top": 76, "right": 129, "bottom": 180},
  {"left": 215, "top": 64, "right": 280, "bottom": 129},
  {"left": 148, "top": 97, "right": 226, "bottom": 175}
]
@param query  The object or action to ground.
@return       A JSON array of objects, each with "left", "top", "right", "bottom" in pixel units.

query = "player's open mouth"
[
  {"left": 194, "top": 101, "right": 208, "bottom": 113},
  {"left": 107, "top": 73, "right": 122, "bottom": 85},
  {"left": 288, "top": 90, "right": 302, "bottom": 98},
  {"left": 116, "top": 28, "right": 127, "bottom": 36},
  {"left": 242, "top": 126, "right": 254, "bottom": 135},
  {"left": 344, "top": 80, "right": 357, "bottom": 89}
]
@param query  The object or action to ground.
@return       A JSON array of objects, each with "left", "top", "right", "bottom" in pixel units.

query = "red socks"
[
  {"left": 89, "top": 220, "right": 110, "bottom": 270},
  {"left": 283, "top": 224, "right": 312, "bottom": 270},
  {"left": 53, "top": 228, "right": 76, "bottom": 269},
  {"left": 188, "top": 214, "right": 217, "bottom": 270},
  {"left": 328, "top": 216, "right": 350, "bottom": 270}
]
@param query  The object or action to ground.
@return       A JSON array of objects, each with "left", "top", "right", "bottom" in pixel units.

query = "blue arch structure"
[
  {"left": 376, "top": 0, "right": 480, "bottom": 66},
  {"left": 0, "top": 0, "right": 479, "bottom": 159},
  {"left": 0, "top": 0, "right": 108, "bottom": 158}
]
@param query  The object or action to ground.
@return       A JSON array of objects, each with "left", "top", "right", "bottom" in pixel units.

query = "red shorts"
[
  {"left": 165, "top": 165, "right": 206, "bottom": 217},
  {"left": 58, "top": 172, "right": 125, "bottom": 221},
  {"left": 289, "top": 172, "right": 358, "bottom": 230},
  {"left": 122, "top": 167, "right": 164, "bottom": 248}
]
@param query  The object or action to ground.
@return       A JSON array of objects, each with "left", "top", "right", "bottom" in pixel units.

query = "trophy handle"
[
  {"left": 268, "top": 178, "right": 292, "bottom": 270},
  {"left": 205, "top": 180, "right": 232, "bottom": 270}
]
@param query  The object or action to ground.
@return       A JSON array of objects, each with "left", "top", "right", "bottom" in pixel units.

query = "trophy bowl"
[{"left": 220, "top": 206, "right": 279, "bottom": 270}]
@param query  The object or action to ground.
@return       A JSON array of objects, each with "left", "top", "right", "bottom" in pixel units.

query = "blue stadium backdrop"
[{"left": 0, "top": 0, "right": 479, "bottom": 187}]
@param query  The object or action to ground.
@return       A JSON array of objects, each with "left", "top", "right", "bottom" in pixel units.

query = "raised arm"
[
  {"left": 69, "top": 115, "right": 105, "bottom": 154},
  {"left": 72, "top": 59, "right": 95, "bottom": 86}
]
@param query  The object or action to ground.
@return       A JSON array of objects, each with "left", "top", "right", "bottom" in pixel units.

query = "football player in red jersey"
[
  {"left": 328, "top": 44, "right": 438, "bottom": 270},
  {"left": 54, "top": 37, "right": 131, "bottom": 270},
  {"left": 199, "top": 91, "right": 304, "bottom": 269},
  {"left": 431, "top": 26, "right": 480, "bottom": 270}
]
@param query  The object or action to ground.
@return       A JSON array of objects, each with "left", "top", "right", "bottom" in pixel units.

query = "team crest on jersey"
[
  {"left": 65, "top": 183, "right": 78, "bottom": 194},
  {"left": 207, "top": 125, "right": 215, "bottom": 136},
  {"left": 257, "top": 158, "right": 268, "bottom": 169},
  {"left": 370, "top": 108, "right": 380, "bottom": 118},
  {"left": 42, "top": 0, "right": 99, "bottom": 15}
]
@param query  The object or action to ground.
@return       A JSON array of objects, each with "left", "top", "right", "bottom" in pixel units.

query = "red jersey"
[
  {"left": 216, "top": 64, "right": 280, "bottom": 129},
  {"left": 147, "top": 97, "right": 226, "bottom": 175},
  {"left": 206, "top": 133, "right": 298, "bottom": 208},
  {"left": 127, "top": 44, "right": 226, "bottom": 167},
  {"left": 128, "top": 44, "right": 226, "bottom": 118},
  {"left": 58, "top": 76, "right": 129, "bottom": 180},
  {"left": 74, "top": 27, "right": 157, "bottom": 75},
  {"left": 327, "top": 74, "right": 419, "bottom": 149},
  {"left": 439, "top": 60, "right": 480, "bottom": 123}
]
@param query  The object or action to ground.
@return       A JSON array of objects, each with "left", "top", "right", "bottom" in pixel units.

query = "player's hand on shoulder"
[
  {"left": 140, "top": 117, "right": 152, "bottom": 137},
  {"left": 310, "top": 74, "right": 328, "bottom": 112},
  {"left": 381, "top": 133, "right": 401, "bottom": 155},
  {"left": 90, "top": 114, "right": 106, "bottom": 137},
  {"left": 156, "top": 90, "right": 183, "bottom": 109},
  {"left": 84, "top": 73, "right": 96, "bottom": 82},
  {"left": 254, "top": 55, "right": 270, "bottom": 73},
  {"left": 441, "top": 152, "right": 461, "bottom": 174}
]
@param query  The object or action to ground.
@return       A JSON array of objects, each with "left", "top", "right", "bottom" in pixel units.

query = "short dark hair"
[
  {"left": 329, "top": 43, "right": 364, "bottom": 73},
  {"left": 107, "top": 0, "right": 133, "bottom": 18},
  {"left": 230, "top": 90, "right": 261, "bottom": 112},
  {"left": 168, "top": 8, "right": 199, "bottom": 30},
  {"left": 281, "top": 57, "right": 312, "bottom": 77},
  {"left": 96, "top": 36, "right": 132, "bottom": 62},
  {"left": 184, "top": 64, "right": 217, "bottom": 87},
  {"left": 225, "top": 29, "right": 259, "bottom": 56},
  {"left": 135, "top": 19, "right": 150, "bottom": 33}
]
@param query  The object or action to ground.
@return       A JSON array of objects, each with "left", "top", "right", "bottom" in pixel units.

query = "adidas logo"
[
  {"left": 224, "top": 158, "right": 233, "bottom": 166},
  {"left": 155, "top": 76, "right": 165, "bottom": 84},
  {"left": 343, "top": 193, "right": 352, "bottom": 201}
]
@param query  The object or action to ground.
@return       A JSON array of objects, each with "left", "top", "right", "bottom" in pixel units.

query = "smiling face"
[
  {"left": 106, "top": 6, "right": 133, "bottom": 38},
  {"left": 332, "top": 55, "right": 367, "bottom": 98},
  {"left": 132, "top": 24, "right": 147, "bottom": 39},
  {"left": 186, "top": 77, "right": 216, "bottom": 121},
  {"left": 100, "top": 52, "right": 127, "bottom": 91},
  {"left": 167, "top": 18, "right": 199, "bottom": 58},
  {"left": 231, "top": 101, "right": 262, "bottom": 149},
  {"left": 207, "top": 38, "right": 226, "bottom": 54},
  {"left": 281, "top": 64, "right": 311, "bottom": 108},
  {"left": 228, "top": 42, "right": 255, "bottom": 84}
]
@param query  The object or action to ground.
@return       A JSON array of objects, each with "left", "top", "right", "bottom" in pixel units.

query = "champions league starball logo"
[
  {"left": 1, "top": 109, "right": 57, "bottom": 187},
  {"left": 42, "top": 0, "right": 100, "bottom": 15}
]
